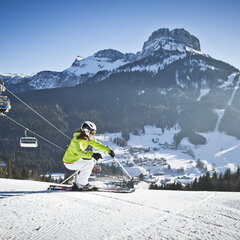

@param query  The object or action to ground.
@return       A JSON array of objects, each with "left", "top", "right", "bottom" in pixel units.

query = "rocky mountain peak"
[
  {"left": 94, "top": 49, "right": 125, "bottom": 61},
  {"left": 75, "top": 56, "right": 84, "bottom": 61},
  {"left": 143, "top": 28, "right": 201, "bottom": 52}
]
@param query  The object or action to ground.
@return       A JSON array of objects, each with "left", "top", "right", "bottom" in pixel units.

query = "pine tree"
[
  {"left": 6, "top": 160, "right": 13, "bottom": 178},
  {"left": 21, "top": 166, "right": 29, "bottom": 179},
  {"left": 205, "top": 171, "right": 213, "bottom": 190},
  {"left": 192, "top": 178, "right": 198, "bottom": 190},
  {"left": 224, "top": 168, "right": 231, "bottom": 190}
]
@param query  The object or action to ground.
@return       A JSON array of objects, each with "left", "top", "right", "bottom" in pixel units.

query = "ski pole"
[
  {"left": 60, "top": 170, "right": 79, "bottom": 185},
  {"left": 113, "top": 157, "right": 132, "bottom": 180}
]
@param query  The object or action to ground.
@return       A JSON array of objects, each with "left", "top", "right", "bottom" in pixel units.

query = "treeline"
[
  {"left": 101, "top": 163, "right": 124, "bottom": 176},
  {"left": 0, "top": 160, "right": 53, "bottom": 182},
  {"left": 0, "top": 159, "right": 124, "bottom": 183},
  {"left": 0, "top": 146, "right": 66, "bottom": 174},
  {"left": 150, "top": 167, "right": 240, "bottom": 192}
]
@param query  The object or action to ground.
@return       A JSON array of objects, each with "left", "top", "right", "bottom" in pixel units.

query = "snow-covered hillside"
[
  {"left": 64, "top": 49, "right": 130, "bottom": 78},
  {"left": 0, "top": 178, "right": 239, "bottom": 240},
  {"left": 94, "top": 121, "right": 240, "bottom": 186},
  {"left": 86, "top": 72, "right": 240, "bottom": 185}
]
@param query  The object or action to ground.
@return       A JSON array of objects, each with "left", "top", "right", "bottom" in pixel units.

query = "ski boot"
[{"left": 72, "top": 182, "right": 98, "bottom": 191}]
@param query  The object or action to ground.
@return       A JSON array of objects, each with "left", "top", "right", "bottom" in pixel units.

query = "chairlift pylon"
[{"left": 19, "top": 129, "right": 38, "bottom": 148}]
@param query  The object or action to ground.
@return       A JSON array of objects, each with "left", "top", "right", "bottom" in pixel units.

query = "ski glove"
[
  {"left": 92, "top": 153, "right": 102, "bottom": 161},
  {"left": 109, "top": 150, "right": 115, "bottom": 158}
]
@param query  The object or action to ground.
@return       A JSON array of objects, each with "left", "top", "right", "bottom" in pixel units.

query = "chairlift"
[
  {"left": 20, "top": 130, "right": 38, "bottom": 148},
  {"left": 0, "top": 95, "right": 11, "bottom": 114}
]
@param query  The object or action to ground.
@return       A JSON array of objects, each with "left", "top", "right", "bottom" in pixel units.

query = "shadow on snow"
[{"left": 0, "top": 190, "right": 52, "bottom": 199}]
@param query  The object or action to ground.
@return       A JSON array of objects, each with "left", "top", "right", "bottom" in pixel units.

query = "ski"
[
  {"left": 47, "top": 184, "right": 97, "bottom": 191},
  {"left": 47, "top": 184, "right": 135, "bottom": 193},
  {"left": 98, "top": 187, "right": 135, "bottom": 193}
]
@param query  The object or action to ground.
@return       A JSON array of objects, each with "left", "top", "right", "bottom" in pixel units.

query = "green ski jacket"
[{"left": 63, "top": 132, "right": 111, "bottom": 164}]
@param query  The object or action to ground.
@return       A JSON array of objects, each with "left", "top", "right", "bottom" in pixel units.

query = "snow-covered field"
[
  {"left": 94, "top": 122, "right": 240, "bottom": 186},
  {"left": 0, "top": 178, "right": 240, "bottom": 240}
]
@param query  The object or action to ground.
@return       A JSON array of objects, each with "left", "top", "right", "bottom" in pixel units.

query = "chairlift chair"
[
  {"left": 19, "top": 130, "right": 38, "bottom": 148},
  {"left": 0, "top": 95, "right": 11, "bottom": 113}
]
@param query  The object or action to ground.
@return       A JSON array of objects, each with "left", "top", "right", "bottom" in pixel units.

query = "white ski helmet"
[{"left": 81, "top": 121, "right": 97, "bottom": 136}]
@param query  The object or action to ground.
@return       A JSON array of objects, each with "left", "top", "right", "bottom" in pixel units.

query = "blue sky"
[{"left": 0, "top": 0, "right": 239, "bottom": 74}]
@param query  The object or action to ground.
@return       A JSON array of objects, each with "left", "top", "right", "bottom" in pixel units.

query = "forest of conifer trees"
[
  {"left": 150, "top": 167, "right": 240, "bottom": 192},
  {"left": 1, "top": 158, "right": 240, "bottom": 192}
]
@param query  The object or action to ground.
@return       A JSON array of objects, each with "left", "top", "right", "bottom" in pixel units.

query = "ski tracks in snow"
[
  {"left": 1, "top": 179, "right": 240, "bottom": 240},
  {"left": 103, "top": 191, "right": 217, "bottom": 240},
  {"left": 112, "top": 191, "right": 240, "bottom": 240}
]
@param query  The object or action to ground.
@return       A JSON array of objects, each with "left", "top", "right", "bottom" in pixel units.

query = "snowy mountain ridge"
[
  {"left": 64, "top": 49, "right": 130, "bottom": 78},
  {"left": 0, "top": 28, "right": 226, "bottom": 92}
]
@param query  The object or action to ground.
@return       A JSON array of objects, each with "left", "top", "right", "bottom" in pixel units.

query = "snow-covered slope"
[
  {"left": 63, "top": 49, "right": 131, "bottom": 84},
  {"left": 94, "top": 118, "right": 240, "bottom": 185},
  {"left": 0, "top": 178, "right": 239, "bottom": 240}
]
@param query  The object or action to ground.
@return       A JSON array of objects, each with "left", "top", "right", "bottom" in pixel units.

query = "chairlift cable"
[
  {"left": 3, "top": 114, "right": 66, "bottom": 152},
  {"left": 2, "top": 85, "right": 72, "bottom": 141}
]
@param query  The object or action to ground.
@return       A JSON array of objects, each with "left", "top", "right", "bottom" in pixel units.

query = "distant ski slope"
[{"left": 0, "top": 179, "right": 239, "bottom": 240}]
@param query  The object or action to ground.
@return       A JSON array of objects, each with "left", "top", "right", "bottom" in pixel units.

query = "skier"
[{"left": 62, "top": 121, "right": 115, "bottom": 189}]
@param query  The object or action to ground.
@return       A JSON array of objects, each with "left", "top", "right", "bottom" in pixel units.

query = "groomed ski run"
[{"left": 0, "top": 178, "right": 240, "bottom": 240}]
